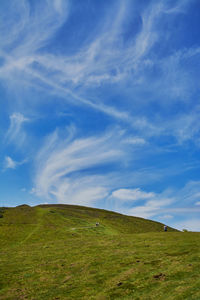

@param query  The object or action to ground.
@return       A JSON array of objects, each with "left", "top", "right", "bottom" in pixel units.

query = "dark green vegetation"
[{"left": 0, "top": 204, "right": 199, "bottom": 299}]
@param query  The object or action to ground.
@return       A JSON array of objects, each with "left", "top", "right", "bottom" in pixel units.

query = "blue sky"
[{"left": 1, "top": 0, "right": 200, "bottom": 231}]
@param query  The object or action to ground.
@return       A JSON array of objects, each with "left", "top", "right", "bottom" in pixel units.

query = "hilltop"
[
  {"left": 0, "top": 204, "right": 199, "bottom": 299},
  {"left": 0, "top": 204, "right": 177, "bottom": 234}
]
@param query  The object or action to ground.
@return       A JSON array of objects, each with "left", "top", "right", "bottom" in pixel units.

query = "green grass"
[{"left": 0, "top": 204, "right": 199, "bottom": 299}]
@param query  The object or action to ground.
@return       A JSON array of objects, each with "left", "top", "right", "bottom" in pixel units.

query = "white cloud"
[
  {"left": 29, "top": 187, "right": 36, "bottom": 195},
  {"left": 4, "top": 156, "right": 17, "bottom": 169},
  {"left": 6, "top": 112, "right": 29, "bottom": 146},
  {"left": 3, "top": 155, "right": 27, "bottom": 170},
  {"left": 174, "top": 181, "right": 200, "bottom": 205},
  {"left": 119, "top": 181, "right": 200, "bottom": 219},
  {"left": 160, "top": 214, "right": 173, "bottom": 219},
  {"left": 195, "top": 201, "right": 200, "bottom": 206},
  {"left": 31, "top": 123, "right": 200, "bottom": 216},
  {"left": 111, "top": 188, "right": 155, "bottom": 201},
  {"left": 0, "top": 0, "right": 198, "bottom": 146},
  {"left": 124, "top": 137, "right": 146, "bottom": 145},
  {"left": 0, "top": 0, "right": 69, "bottom": 54},
  {"left": 53, "top": 0, "right": 65, "bottom": 14},
  {"left": 51, "top": 176, "right": 109, "bottom": 206},
  {"left": 33, "top": 128, "right": 126, "bottom": 205},
  {"left": 126, "top": 197, "right": 174, "bottom": 219},
  {"left": 173, "top": 219, "right": 200, "bottom": 232},
  {"left": 104, "top": 185, "right": 175, "bottom": 219},
  {"left": 0, "top": 0, "right": 185, "bottom": 125},
  {"left": 163, "top": 0, "right": 193, "bottom": 14}
]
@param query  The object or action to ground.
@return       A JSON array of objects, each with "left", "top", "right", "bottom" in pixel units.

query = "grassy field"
[{"left": 0, "top": 204, "right": 199, "bottom": 299}]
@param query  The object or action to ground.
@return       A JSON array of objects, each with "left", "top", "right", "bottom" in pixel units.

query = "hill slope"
[
  {"left": 0, "top": 204, "right": 177, "bottom": 235},
  {"left": 0, "top": 205, "right": 199, "bottom": 300}
]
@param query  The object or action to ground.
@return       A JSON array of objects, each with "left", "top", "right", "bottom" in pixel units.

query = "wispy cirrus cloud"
[
  {"left": 108, "top": 186, "right": 174, "bottom": 219},
  {"left": 1, "top": 0, "right": 192, "bottom": 126},
  {"left": 173, "top": 219, "right": 200, "bottom": 232},
  {"left": 112, "top": 181, "right": 200, "bottom": 220},
  {"left": 111, "top": 188, "right": 155, "bottom": 202},
  {"left": 3, "top": 156, "right": 17, "bottom": 170},
  {"left": 5, "top": 113, "right": 29, "bottom": 146},
  {"left": 0, "top": 0, "right": 69, "bottom": 54},
  {"left": 1, "top": 0, "right": 199, "bottom": 147},
  {"left": 3, "top": 155, "right": 27, "bottom": 171},
  {"left": 33, "top": 127, "right": 128, "bottom": 205},
  {"left": 31, "top": 120, "right": 200, "bottom": 221}
]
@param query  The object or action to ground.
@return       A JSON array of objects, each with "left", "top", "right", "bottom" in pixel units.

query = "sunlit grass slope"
[{"left": 0, "top": 204, "right": 199, "bottom": 299}]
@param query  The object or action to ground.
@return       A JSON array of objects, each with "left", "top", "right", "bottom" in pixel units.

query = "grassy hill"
[{"left": 0, "top": 204, "right": 199, "bottom": 299}]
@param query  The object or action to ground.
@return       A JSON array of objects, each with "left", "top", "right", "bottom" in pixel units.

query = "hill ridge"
[{"left": 0, "top": 204, "right": 178, "bottom": 233}]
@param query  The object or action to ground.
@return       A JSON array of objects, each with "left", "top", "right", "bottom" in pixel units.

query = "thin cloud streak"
[
  {"left": 5, "top": 113, "right": 29, "bottom": 146},
  {"left": 33, "top": 128, "right": 126, "bottom": 204},
  {"left": 117, "top": 181, "right": 200, "bottom": 220},
  {"left": 3, "top": 156, "right": 17, "bottom": 170},
  {"left": 3, "top": 155, "right": 27, "bottom": 171},
  {"left": 1, "top": 0, "right": 199, "bottom": 144},
  {"left": 0, "top": 0, "right": 187, "bottom": 124}
]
